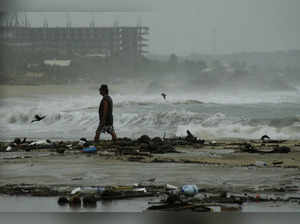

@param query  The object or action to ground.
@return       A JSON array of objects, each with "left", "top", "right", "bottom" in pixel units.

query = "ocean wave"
[{"left": 2, "top": 95, "right": 300, "bottom": 140}]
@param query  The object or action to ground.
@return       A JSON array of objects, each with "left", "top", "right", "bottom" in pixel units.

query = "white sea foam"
[{"left": 1, "top": 90, "right": 300, "bottom": 140}]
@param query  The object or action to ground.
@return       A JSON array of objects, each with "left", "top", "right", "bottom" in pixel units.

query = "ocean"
[{"left": 1, "top": 84, "right": 300, "bottom": 141}]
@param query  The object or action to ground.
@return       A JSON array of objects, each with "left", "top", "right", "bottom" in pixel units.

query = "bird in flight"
[
  {"left": 161, "top": 93, "right": 167, "bottom": 100},
  {"left": 31, "top": 114, "right": 46, "bottom": 123}
]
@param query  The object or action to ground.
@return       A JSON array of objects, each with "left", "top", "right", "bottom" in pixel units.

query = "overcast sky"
[{"left": 5, "top": 0, "right": 300, "bottom": 55}]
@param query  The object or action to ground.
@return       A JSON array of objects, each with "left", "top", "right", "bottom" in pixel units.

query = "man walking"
[{"left": 94, "top": 84, "right": 117, "bottom": 142}]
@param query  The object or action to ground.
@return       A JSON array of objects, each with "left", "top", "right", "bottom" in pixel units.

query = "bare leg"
[
  {"left": 94, "top": 132, "right": 101, "bottom": 142},
  {"left": 111, "top": 131, "right": 117, "bottom": 141}
]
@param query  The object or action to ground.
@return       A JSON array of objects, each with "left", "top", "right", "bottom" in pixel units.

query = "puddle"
[
  {"left": 0, "top": 195, "right": 153, "bottom": 212},
  {"left": 1, "top": 195, "right": 300, "bottom": 212}
]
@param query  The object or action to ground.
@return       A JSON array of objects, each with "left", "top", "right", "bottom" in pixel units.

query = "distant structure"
[{"left": 0, "top": 12, "right": 149, "bottom": 61}]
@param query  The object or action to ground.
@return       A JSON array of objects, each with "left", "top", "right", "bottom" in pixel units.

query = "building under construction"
[{"left": 0, "top": 13, "right": 149, "bottom": 60}]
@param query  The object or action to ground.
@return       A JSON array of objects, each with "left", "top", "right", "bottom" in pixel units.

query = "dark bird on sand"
[
  {"left": 261, "top": 135, "right": 271, "bottom": 141},
  {"left": 31, "top": 114, "right": 46, "bottom": 123},
  {"left": 80, "top": 137, "right": 88, "bottom": 143},
  {"left": 161, "top": 93, "right": 167, "bottom": 100}
]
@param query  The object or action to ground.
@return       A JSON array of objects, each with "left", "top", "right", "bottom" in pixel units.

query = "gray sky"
[{"left": 7, "top": 0, "right": 300, "bottom": 55}]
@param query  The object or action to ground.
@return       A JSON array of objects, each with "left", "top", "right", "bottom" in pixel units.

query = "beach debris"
[
  {"left": 14, "top": 138, "right": 21, "bottom": 145},
  {"left": 57, "top": 196, "right": 69, "bottom": 206},
  {"left": 56, "top": 148, "right": 65, "bottom": 154},
  {"left": 127, "top": 156, "right": 146, "bottom": 162},
  {"left": 97, "top": 151, "right": 115, "bottom": 156},
  {"left": 71, "top": 177, "right": 83, "bottom": 181},
  {"left": 166, "top": 184, "right": 178, "bottom": 191},
  {"left": 255, "top": 161, "right": 267, "bottom": 167},
  {"left": 71, "top": 187, "right": 82, "bottom": 195},
  {"left": 29, "top": 139, "right": 51, "bottom": 146},
  {"left": 83, "top": 195, "right": 97, "bottom": 208},
  {"left": 210, "top": 140, "right": 217, "bottom": 146},
  {"left": 186, "top": 130, "right": 205, "bottom": 144},
  {"left": 31, "top": 114, "right": 46, "bottom": 123},
  {"left": 137, "top": 135, "right": 151, "bottom": 144},
  {"left": 240, "top": 143, "right": 290, "bottom": 154},
  {"left": 186, "top": 130, "right": 197, "bottom": 141},
  {"left": 220, "top": 204, "right": 242, "bottom": 212},
  {"left": 272, "top": 160, "right": 283, "bottom": 166},
  {"left": 6, "top": 146, "right": 12, "bottom": 152},
  {"left": 273, "top": 146, "right": 290, "bottom": 153},
  {"left": 133, "top": 187, "right": 147, "bottom": 193},
  {"left": 66, "top": 144, "right": 72, "bottom": 149},
  {"left": 82, "top": 145, "right": 97, "bottom": 153},
  {"left": 181, "top": 184, "right": 199, "bottom": 197},
  {"left": 69, "top": 195, "right": 81, "bottom": 207}
]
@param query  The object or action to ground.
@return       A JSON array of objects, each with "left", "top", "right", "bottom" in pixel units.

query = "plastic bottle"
[
  {"left": 181, "top": 185, "right": 198, "bottom": 196},
  {"left": 255, "top": 161, "right": 267, "bottom": 167}
]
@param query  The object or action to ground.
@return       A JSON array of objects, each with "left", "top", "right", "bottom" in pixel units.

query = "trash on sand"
[
  {"left": 29, "top": 140, "right": 51, "bottom": 146},
  {"left": 181, "top": 184, "right": 198, "bottom": 197},
  {"left": 57, "top": 196, "right": 69, "bottom": 206},
  {"left": 83, "top": 195, "right": 97, "bottom": 207},
  {"left": 71, "top": 187, "right": 81, "bottom": 195},
  {"left": 272, "top": 160, "right": 283, "bottom": 165},
  {"left": 133, "top": 187, "right": 147, "bottom": 193},
  {"left": 71, "top": 177, "right": 83, "bottom": 181},
  {"left": 166, "top": 184, "right": 178, "bottom": 190},
  {"left": 82, "top": 146, "right": 97, "bottom": 153},
  {"left": 220, "top": 204, "right": 242, "bottom": 212},
  {"left": 255, "top": 161, "right": 267, "bottom": 167},
  {"left": 69, "top": 195, "right": 81, "bottom": 207},
  {"left": 71, "top": 186, "right": 105, "bottom": 195}
]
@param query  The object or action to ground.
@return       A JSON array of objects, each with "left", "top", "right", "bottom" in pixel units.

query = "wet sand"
[
  {"left": 1, "top": 139, "right": 300, "bottom": 212},
  {"left": 1, "top": 139, "right": 300, "bottom": 189}
]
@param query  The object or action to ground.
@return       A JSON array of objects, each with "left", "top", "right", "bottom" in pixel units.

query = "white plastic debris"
[
  {"left": 133, "top": 187, "right": 147, "bottom": 193},
  {"left": 29, "top": 140, "right": 51, "bottom": 146},
  {"left": 166, "top": 184, "right": 178, "bottom": 190},
  {"left": 71, "top": 187, "right": 81, "bottom": 194},
  {"left": 6, "top": 146, "right": 12, "bottom": 151},
  {"left": 78, "top": 140, "right": 86, "bottom": 146},
  {"left": 255, "top": 161, "right": 267, "bottom": 167}
]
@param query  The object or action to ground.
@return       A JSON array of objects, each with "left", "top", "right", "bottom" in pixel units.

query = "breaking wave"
[{"left": 2, "top": 92, "right": 300, "bottom": 140}]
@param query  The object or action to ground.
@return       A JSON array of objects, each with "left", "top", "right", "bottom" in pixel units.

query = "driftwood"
[{"left": 240, "top": 143, "right": 290, "bottom": 154}]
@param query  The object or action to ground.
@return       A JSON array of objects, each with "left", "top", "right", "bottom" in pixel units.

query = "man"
[{"left": 94, "top": 84, "right": 117, "bottom": 142}]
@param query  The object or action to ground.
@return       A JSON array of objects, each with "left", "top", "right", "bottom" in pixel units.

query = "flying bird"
[
  {"left": 161, "top": 93, "right": 167, "bottom": 100},
  {"left": 31, "top": 114, "right": 46, "bottom": 123}
]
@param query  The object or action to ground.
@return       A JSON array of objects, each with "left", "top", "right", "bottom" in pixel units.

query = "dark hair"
[{"left": 99, "top": 84, "right": 109, "bottom": 94}]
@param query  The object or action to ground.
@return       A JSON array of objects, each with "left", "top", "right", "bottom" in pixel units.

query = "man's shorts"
[{"left": 97, "top": 125, "right": 115, "bottom": 134}]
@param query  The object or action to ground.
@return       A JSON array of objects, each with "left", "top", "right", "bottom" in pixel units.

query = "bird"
[
  {"left": 80, "top": 137, "right": 88, "bottom": 142},
  {"left": 31, "top": 114, "right": 46, "bottom": 123},
  {"left": 161, "top": 93, "right": 167, "bottom": 100},
  {"left": 261, "top": 135, "right": 270, "bottom": 141}
]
